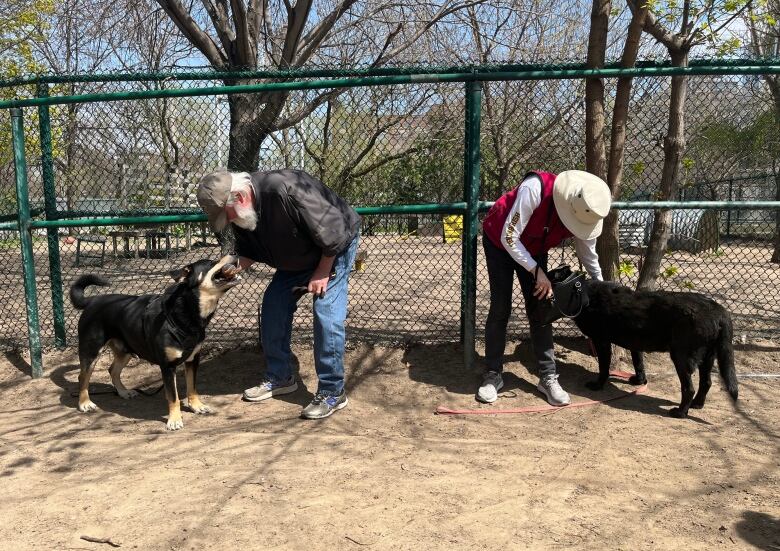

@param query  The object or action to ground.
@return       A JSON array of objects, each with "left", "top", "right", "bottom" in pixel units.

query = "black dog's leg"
[
  {"left": 585, "top": 340, "right": 612, "bottom": 390},
  {"left": 690, "top": 348, "right": 715, "bottom": 409},
  {"left": 669, "top": 351, "right": 696, "bottom": 418},
  {"left": 629, "top": 350, "right": 648, "bottom": 385},
  {"left": 161, "top": 364, "right": 183, "bottom": 431},
  {"left": 184, "top": 354, "right": 212, "bottom": 415}
]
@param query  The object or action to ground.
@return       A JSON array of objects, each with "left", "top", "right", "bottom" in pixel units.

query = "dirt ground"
[{"left": 0, "top": 337, "right": 778, "bottom": 550}]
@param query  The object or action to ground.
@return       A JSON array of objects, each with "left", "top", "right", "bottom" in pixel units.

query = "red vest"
[{"left": 482, "top": 171, "right": 573, "bottom": 256}]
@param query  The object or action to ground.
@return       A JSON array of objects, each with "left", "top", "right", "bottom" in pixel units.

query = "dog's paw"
[
  {"left": 585, "top": 380, "right": 604, "bottom": 391},
  {"left": 188, "top": 401, "right": 213, "bottom": 415},
  {"left": 689, "top": 400, "right": 705, "bottom": 409},
  {"left": 78, "top": 400, "right": 98, "bottom": 413},
  {"left": 166, "top": 417, "right": 184, "bottom": 431},
  {"left": 668, "top": 407, "right": 687, "bottom": 418},
  {"left": 116, "top": 388, "right": 139, "bottom": 400},
  {"left": 628, "top": 375, "right": 647, "bottom": 386}
]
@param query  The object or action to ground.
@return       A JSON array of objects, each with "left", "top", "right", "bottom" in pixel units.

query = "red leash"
[{"left": 435, "top": 371, "right": 648, "bottom": 416}]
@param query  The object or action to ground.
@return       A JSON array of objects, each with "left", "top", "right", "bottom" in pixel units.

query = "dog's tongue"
[{"left": 220, "top": 265, "right": 236, "bottom": 280}]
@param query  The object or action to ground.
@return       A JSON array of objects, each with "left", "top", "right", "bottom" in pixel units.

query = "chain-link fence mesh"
[{"left": 0, "top": 67, "right": 778, "bottom": 352}]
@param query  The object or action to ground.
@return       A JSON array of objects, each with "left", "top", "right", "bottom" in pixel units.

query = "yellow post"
[{"left": 443, "top": 215, "right": 463, "bottom": 243}]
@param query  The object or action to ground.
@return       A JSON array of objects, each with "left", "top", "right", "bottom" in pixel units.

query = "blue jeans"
[{"left": 261, "top": 235, "right": 359, "bottom": 396}]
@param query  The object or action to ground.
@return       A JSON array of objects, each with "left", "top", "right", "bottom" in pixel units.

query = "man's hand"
[
  {"left": 533, "top": 269, "right": 554, "bottom": 300},
  {"left": 222, "top": 256, "right": 254, "bottom": 278},
  {"left": 308, "top": 270, "right": 330, "bottom": 298},
  {"left": 308, "top": 255, "right": 336, "bottom": 298}
]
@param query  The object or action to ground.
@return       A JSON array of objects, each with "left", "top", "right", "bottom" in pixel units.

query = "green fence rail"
[
  {"left": 3, "top": 63, "right": 780, "bottom": 111},
  {"left": 2, "top": 58, "right": 778, "bottom": 88}
]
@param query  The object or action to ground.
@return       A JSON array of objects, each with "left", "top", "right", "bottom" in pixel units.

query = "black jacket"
[{"left": 233, "top": 169, "right": 360, "bottom": 271}]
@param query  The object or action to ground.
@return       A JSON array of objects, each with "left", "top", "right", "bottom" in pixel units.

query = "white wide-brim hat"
[{"left": 552, "top": 170, "right": 611, "bottom": 240}]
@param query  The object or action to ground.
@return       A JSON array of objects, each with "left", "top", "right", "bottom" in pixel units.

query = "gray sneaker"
[
  {"left": 476, "top": 370, "right": 504, "bottom": 403},
  {"left": 243, "top": 378, "right": 298, "bottom": 402},
  {"left": 537, "top": 374, "right": 571, "bottom": 406},
  {"left": 301, "top": 391, "right": 348, "bottom": 419}
]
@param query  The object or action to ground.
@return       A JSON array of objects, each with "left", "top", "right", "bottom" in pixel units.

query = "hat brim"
[
  {"left": 205, "top": 208, "right": 228, "bottom": 233},
  {"left": 552, "top": 171, "right": 608, "bottom": 240}
]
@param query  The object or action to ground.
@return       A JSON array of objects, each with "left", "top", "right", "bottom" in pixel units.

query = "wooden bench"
[
  {"left": 75, "top": 235, "right": 107, "bottom": 267},
  {"left": 108, "top": 229, "right": 142, "bottom": 258}
]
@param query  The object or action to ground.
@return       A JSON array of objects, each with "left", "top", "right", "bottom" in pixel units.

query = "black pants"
[{"left": 483, "top": 236, "right": 556, "bottom": 378}]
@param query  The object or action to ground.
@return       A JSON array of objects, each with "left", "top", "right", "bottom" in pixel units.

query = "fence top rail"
[
  {"left": 1, "top": 200, "right": 777, "bottom": 231},
  {"left": 2, "top": 57, "right": 779, "bottom": 88},
  {"left": 2, "top": 60, "right": 780, "bottom": 110}
]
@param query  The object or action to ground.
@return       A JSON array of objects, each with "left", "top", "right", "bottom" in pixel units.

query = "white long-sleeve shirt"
[{"left": 500, "top": 174, "right": 603, "bottom": 281}]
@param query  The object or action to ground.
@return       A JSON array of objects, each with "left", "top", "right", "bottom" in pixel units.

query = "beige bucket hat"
[
  {"left": 196, "top": 171, "right": 233, "bottom": 231},
  {"left": 552, "top": 170, "right": 611, "bottom": 240}
]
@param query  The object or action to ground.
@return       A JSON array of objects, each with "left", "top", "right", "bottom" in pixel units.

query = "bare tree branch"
[
  {"left": 296, "top": 0, "right": 360, "bottom": 66},
  {"left": 280, "top": 0, "right": 313, "bottom": 66},
  {"left": 155, "top": 0, "right": 227, "bottom": 66},
  {"left": 274, "top": 88, "right": 345, "bottom": 130}
]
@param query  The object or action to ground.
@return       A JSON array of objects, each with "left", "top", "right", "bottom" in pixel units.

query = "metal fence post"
[
  {"left": 726, "top": 178, "right": 733, "bottom": 238},
  {"left": 37, "top": 82, "right": 67, "bottom": 348},
  {"left": 11, "top": 108, "right": 44, "bottom": 377},
  {"left": 461, "top": 78, "right": 482, "bottom": 371}
]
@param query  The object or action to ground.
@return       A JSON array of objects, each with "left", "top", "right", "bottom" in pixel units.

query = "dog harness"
[{"left": 483, "top": 170, "right": 573, "bottom": 256}]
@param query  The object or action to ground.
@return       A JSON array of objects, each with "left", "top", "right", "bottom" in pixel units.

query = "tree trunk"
[
  {"left": 766, "top": 78, "right": 780, "bottom": 264},
  {"left": 772, "top": 168, "right": 780, "bottom": 264},
  {"left": 226, "top": 89, "right": 289, "bottom": 172},
  {"left": 584, "top": 0, "right": 610, "bottom": 183},
  {"left": 598, "top": 4, "right": 647, "bottom": 282},
  {"left": 596, "top": 212, "right": 620, "bottom": 280},
  {"left": 637, "top": 49, "right": 689, "bottom": 290}
]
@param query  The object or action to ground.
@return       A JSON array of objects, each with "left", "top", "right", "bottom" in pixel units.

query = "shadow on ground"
[
  {"left": 47, "top": 348, "right": 314, "bottom": 425},
  {"left": 403, "top": 336, "right": 703, "bottom": 420},
  {"left": 735, "top": 510, "right": 780, "bottom": 550}
]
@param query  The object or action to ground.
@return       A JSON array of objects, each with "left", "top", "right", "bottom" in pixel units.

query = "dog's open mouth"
[{"left": 213, "top": 260, "right": 241, "bottom": 286}]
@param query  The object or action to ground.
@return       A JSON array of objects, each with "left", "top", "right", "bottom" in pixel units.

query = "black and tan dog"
[
  {"left": 69, "top": 255, "right": 240, "bottom": 430},
  {"left": 555, "top": 269, "right": 739, "bottom": 418}
]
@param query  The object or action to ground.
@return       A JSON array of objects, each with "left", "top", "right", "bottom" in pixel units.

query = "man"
[{"left": 197, "top": 169, "right": 360, "bottom": 419}]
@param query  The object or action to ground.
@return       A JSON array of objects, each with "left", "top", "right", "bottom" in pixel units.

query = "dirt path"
[{"left": 0, "top": 339, "right": 778, "bottom": 550}]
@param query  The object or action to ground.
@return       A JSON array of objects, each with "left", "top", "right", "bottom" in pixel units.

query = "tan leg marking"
[
  {"left": 185, "top": 344, "right": 202, "bottom": 363},
  {"left": 77, "top": 358, "right": 99, "bottom": 412},
  {"left": 107, "top": 341, "right": 137, "bottom": 399},
  {"left": 185, "top": 361, "right": 211, "bottom": 414},
  {"left": 166, "top": 376, "right": 183, "bottom": 430},
  {"left": 164, "top": 346, "right": 183, "bottom": 362}
]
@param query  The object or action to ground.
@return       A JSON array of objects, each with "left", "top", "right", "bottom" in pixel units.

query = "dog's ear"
[{"left": 170, "top": 265, "right": 193, "bottom": 282}]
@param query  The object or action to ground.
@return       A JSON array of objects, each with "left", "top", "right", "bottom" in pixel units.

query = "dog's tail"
[
  {"left": 716, "top": 312, "right": 738, "bottom": 402},
  {"left": 69, "top": 274, "right": 110, "bottom": 310}
]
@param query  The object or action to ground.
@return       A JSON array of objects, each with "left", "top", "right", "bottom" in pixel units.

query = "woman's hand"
[{"left": 533, "top": 269, "right": 554, "bottom": 300}]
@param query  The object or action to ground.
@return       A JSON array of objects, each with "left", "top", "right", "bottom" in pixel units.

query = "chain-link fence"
[{"left": 1, "top": 62, "right": 778, "bottom": 360}]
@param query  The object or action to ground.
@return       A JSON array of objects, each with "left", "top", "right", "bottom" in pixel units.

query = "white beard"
[{"left": 231, "top": 203, "right": 258, "bottom": 231}]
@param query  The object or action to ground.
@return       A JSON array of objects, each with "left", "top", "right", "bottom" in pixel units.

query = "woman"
[{"left": 479, "top": 170, "right": 611, "bottom": 406}]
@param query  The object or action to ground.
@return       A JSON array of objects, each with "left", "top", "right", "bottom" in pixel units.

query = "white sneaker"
[
  {"left": 477, "top": 371, "right": 504, "bottom": 403},
  {"left": 243, "top": 378, "right": 298, "bottom": 402},
  {"left": 537, "top": 374, "right": 570, "bottom": 406}
]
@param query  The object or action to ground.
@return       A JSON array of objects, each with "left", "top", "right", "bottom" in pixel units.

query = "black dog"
[
  {"left": 70, "top": 255, "right": 240, "bottom": 430},
  {"left": 561, "top": 271, "right": 738, "bottom": 418}
]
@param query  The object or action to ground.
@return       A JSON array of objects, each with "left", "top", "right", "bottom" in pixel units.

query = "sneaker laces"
[
  {"left": 311, "top": 392, "right": 328, "bottom": 404},
  {"left": 544, "top": 374, "right": 565, "bottom": 392}
]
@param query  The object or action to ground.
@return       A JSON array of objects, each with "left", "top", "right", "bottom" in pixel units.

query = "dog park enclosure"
[{"left": 1, "top": 61, "right": 779, "bottom": 377}]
